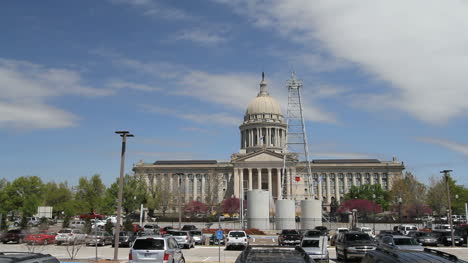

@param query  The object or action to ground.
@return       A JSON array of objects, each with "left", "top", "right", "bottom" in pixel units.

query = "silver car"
[
  {"left": 379, "top": 235, "right": 424, "bottom": 251},
  {"left": 169, "top": 231, "right": 195, "bottom": 249},
  {"left": 190, "top": 230, "right": 205, "bottom": 245},
  {"left": 85, "top": 231, "right": 113, "bottom": 246},
  {"left": 130, "top": 235, "right": 185, "bottom": 263},
  {"left": 55, "top": 229, "right": 86, "bottom": 245},
  {"left": 300, "top": 237, "right": 329, "bottom": 262}
]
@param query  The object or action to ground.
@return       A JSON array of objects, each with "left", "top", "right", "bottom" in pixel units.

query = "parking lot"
[{"left": 1, "top": 236, "right": 468, "bottom": 263}]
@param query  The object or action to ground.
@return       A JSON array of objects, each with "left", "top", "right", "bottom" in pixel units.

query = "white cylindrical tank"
[
  {"left": 300, "top": 200, "right": 322, "bottom": 229},
  {"left": 247, "top": 190, "right": 270, "bottom": 230},
  {"left": 275, "top": 199, "right": 295, "bottom": 230}
]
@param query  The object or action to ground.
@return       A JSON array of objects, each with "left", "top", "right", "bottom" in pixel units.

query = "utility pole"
[
  {"left": 113, "top": 131, "right": 134, "bottom": 261},
  {"left": 441, "top": 169, "right": 455, "bottom": 247}
]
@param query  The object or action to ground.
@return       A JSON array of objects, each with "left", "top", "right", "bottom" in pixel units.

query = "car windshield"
[
  {"left": 409, "top": 227, "right": 417, "bottom": 230},
  {"left": 282, "top": 230, "right": 299, "bottom": 235},
  {"left": 301, "top": 239, "right": 320, "bottom": 247},
  {"left": 394, "top": 238, "right": 419, "bottom": 245},
  {"left": 230, "top": 232, "right": 246, "bottom": 237},
  {"left": 304, "top": 231, "right": 320, "bottom": 237},
  {"left": 191, "top": 231, "right": 201, "bottom": 235},
  {"left": 171, "top": 232, "right": 188, "bottom": 236},
  {"left": 338, "top": 229, "right": 349, "bottom": 233},
  {"left": 421, "top": 232, "right": 437, "bottom": 237},
  {"left": 345, "top": 233, "right": 370, "bottom": 241},
  {"left": 133, "top": 239, "right": 165, "bottom": 250},
  {"left": 144, "top": 225, "right": 154, "bottom": 229},
  {"left": 58, "top": 230, "right": 72, "bottom": 233}
]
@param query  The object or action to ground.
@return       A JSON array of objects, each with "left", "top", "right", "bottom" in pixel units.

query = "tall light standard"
[
  {"left": 398, "top": 197, "right": 403, "bottom": 225},
  {"left": 113, "top": 131, "right": 134, "bottom": 260},
  {"left": 372, "top": 193, "right": 377, "bottom": 236},
  {"left": 441, "top": 169, "right": 455, "bottom": 247}
]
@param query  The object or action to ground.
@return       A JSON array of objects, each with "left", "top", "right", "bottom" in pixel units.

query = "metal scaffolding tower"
[{"left": 282, "top": 73, "right": 314, "bottom": 200}]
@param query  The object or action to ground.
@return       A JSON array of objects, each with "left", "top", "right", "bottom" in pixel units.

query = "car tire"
[{"left": 179, "top": 258, "right": 185, "bottom": 263}]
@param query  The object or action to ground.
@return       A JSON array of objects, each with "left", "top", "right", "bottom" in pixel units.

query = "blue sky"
[{"left": 1, "top": 0, "right": 468, "bottom": 187}]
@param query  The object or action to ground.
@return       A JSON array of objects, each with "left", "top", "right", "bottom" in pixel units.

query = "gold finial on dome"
[{"left": 259, "top": 72, "right": 268, "bottom": 96}]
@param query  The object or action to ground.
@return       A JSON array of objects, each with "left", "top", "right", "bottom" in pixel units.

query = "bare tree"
[
  {"left": 204, "top": 173, "right": 224, "bottom": 214},
  {"left": 65, "top": 239, "right": 84, "bottom": 260}
]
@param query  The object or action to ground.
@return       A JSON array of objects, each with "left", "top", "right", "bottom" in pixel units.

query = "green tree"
[
  {"left": 3, "top": 176, "right": 44, "bottom": 217},
  {"left": 104, "top": 174, "right": 146, "bottom": 215},
  {"left": 426, "top": 174, "right": 467, "bottom": 215},
  {"left": 75, "top": 174, "right": 106, "bottom": 214},
  {"left": 344, "top": 184, "right": 390, "bottom": 210},
  {"left": 43, "top": 181, "right": 73, "bottom": 216},
  {"left": 389, "top": 172, "right": 427, "bottom": 218}
]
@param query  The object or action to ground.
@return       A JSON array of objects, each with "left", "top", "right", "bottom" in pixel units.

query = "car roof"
[
  {"left": 136, "top": 235, "right": 166, "bottom": 240},
  {"left": 302, "top": 237, "right": 320, "bottom": 240},
  {"left": 391, "top": 235, "right": 412, "bottom": 239},
  {"left": 368, "top": 248, "right": 467, "bottom": 263}
]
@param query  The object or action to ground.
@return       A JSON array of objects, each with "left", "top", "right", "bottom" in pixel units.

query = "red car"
[
  {"left": 24, "top": 230, "right": 57, "bottom": 245},
  {"left": 79, "top": 212, "right": 105, "bottom": 220}
]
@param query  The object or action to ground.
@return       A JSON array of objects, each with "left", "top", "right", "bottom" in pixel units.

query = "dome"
[
  {"left": 246, "top": 95, "right": 282, "bottom": 116},
  {"left": 245, "top": 73, "right": 283, "bottom": 117}
]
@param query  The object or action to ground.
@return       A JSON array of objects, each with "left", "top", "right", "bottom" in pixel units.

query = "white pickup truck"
[{"left": 226, "top": 230, "right": 249, "bottom": 250}]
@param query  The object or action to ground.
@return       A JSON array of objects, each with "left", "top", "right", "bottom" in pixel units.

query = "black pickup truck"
[{"left": 278, "top": 229, "right": 302, "bottom": 246}]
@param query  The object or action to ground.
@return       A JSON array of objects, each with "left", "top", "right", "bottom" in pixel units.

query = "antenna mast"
[{"left": 282, "top": 73, "right": 314, "bottom": 200}]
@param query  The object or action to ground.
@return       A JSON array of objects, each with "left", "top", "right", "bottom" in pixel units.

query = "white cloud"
[
  {"left": 141, "top": 104, "right": 240, "bottom": 126},
  {"left": 109, "top": 0, "right": 192, "bottom": 20},
  {"left": 216, "top": 0, "right": 468, "bottom": 124},
  {"left": 171, "top": 29, "right": 227, "bottom": 46},
  {"left": 107, "top": 80, "right": 162, "bottom": 92},
  {"left": 417, "top": 137, "right": 468, "bottom": 157},
  {"left": 0, "top": 58, "right": 110, "bottom": 129}
]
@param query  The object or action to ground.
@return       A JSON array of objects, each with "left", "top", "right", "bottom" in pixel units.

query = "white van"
[
  {"left": 70, "top": 220, "right": 86, "bottom": 229},
  {"left": 394, "top": 224, "right": 418, "bottom": 235}
]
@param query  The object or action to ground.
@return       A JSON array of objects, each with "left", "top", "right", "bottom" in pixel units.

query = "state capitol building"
[{"left": 133, "top": 74, "right": 405, "bottom": 213}]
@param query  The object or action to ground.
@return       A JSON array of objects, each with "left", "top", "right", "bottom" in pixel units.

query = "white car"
[
  {"left": 226, "top": 230, "right": 249, "bottom": 250},
  {"left": 130, "top": 235, "right": 185, "bottom": 263},
  {"left": 91, "top": 219, "right": 107, "bottom": 229},
  {"left": 300, "top": 236, "right": 329, "bottom": 262},
  {"left": 55, "top": 229, "right": 86, "bottom": 245}
]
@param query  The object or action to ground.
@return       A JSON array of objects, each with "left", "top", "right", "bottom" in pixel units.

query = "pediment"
[{"left": 235, "top": 150, "right": 285, "bottom": 163}]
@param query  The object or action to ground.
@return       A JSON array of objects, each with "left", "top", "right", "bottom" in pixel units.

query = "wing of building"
[{"left": 133, "top": 74, "right": 404, "bottom": 213}]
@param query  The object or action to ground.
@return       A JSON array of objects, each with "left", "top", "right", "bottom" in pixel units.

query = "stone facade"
[{"left": 132, "top": 74, "right": 405, "bottom": 212}]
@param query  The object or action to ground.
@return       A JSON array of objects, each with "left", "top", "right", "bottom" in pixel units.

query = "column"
[
  {"left": 277, "top": 168, "right": 282, "bottom": 199},
  {"left": 290, "top": 167, "right": 296, "bottom": 198},
  {"left": 268, "top": 168, "right": 272, "bottom": 195},
  {"left": 335, "top": 176, "right": 340, "bottom": 202},
  {"left": 193, "top": 174, "right": 198, "bottom": 201},
  {"left": 352, "top": 173, "right": 356, "bottom": 186},
  {"left": 326, "top": 174, "right": 331, "bottom": 205},
  {"left": 318, "top": 176, "right": 323, "bottom": 201},
  {"left": 361, "top": 174, "right": 365, "bottom": 185},
  {"left": 201, "top": 174, "right": 206, "bottom": 203},
  {"left": 267, "top": 128, "right": 270, "bottom": 146},
  {"left": 248, "top": 168, "right": 253, "bottom": 190},
  {"left": 240, "top": 169, "right": 244, "bottom": 199},
  {"left": 344, "top": 175, "right": 348, "bottom": 194},
  {"left": 234, "top": 168, "right": 239, "bottom": 198},
  {"left": 257, "top": 168, "right": 262, "bottom": 189},
  {"left": 286, "top": 169, "right": 291, "bottom": 198},
  {"left": 378, "top": 173, "right": 383, "bottom": 186},
  {"left": 370, "top": 173, "right": 374, "bottom": 185},
  {"left": 185, "top": 174, "right": 189, "bottom": 203},
  {"left": 169, "top": 173, "right": 173, "bottom": 193}
]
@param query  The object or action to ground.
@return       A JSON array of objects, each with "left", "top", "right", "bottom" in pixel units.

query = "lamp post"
[
  {"left": 441, "top": 169, "right": 455, "bottom": 247},
  {"left": 113, "top": 131, "right": 134, "bottom": 261},
  {"left": 398, "top": 197, "right": 403, "bottom": 225},
  {"left": 372, "top": 194, "right": 377, "bottom": 236}
]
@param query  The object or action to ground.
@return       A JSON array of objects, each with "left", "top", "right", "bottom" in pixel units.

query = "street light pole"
[
  {"left": 113, "top": 131, "right": 134, "bottom": 261},
  {"left": 398, "top": 197, "right": 403, "bottom": 225},
  {"left": 372, "top": 194, "right": 376, "bottom": 236},
  {"left": 441, "top": 169, "right": 455, "bottom": 247}
]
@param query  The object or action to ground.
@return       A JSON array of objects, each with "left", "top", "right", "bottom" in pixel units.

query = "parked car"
[
  {"left": 235, "top": 246, "right": 313, "bottom": 263},
  {"left": 300, "top": 236, "right": 329, "bottom": 262},
  {"left": 143, "top": 224, "right": 160, "bottom": 235},
  {"left": 378, "top": 235, "right": 424, "bottom": 251},
  {"left": 55, "top": 228, "right": 86, "bottom": 245},
  {"left": 90, "top": 219, "right": 107, "bottom": 229},
  {"left": 169, "top": 230, "right": 195, "bottom": 249},
  {"left": 1, "top": 229, "right": 28, "bottom": 244},
  {"left": 226, "top": 230, "right": 249, "bottom": 250},
  {"left": 407, "top": 231, "right": 439, "bottom": 246},
  {"left": 303, "top": 230, "right": 322, "bottom": 238},
  {"left": 132, "top": 223, "right": 144, "bottom": 234},
  {"left": 85, "top": 231, "right": 113, "bottom": 246},
  {"left": 355, "top": 226, "right": 374, "bottom": 238},
  {"left": 0, "top": 252, "right": 60, "bottom": 263},
  {"left": 80, "top": 212, "right": 105, "bottom": 220},
  {"left": 27, "top": 217, "right": 40, "bottom": 227},
  {"left": 434, "top": 224, "right": 452, "bottom": 232},
  {"left": 69, "top": 220, "right": 86, "bottom": 229},
  {"left": 209, "top": 233, "right": 225, "bottom": 245},
  {"left": 362, "top": 247, "right": 467, "bottom": 263},
  {"left": 330, "top": 228, "right": 349, "bottom": 246},
  {"left": 24, "top": 230, "right": 57, "bottom": 245},
  {"left": 393, "top": 225, "right": 418, "bottom": 235},
  {"left": 435, "top": 231, "right": 464, "bottom": 246},
  {"left": 314, "top": 226, "right": 329, "bottom": 237},
  {"left": 335, "top": 231, "right": 376, "bottom": 261},
  {"left": 181, "top": 225, "right": 197, "bottom": 231},
  {"left": 278, "top": 229, "right": 302, "bottom": 246},
  {"left": 161, "top": 226, "right": 174, "bottom": 235},
  {"left": 113, "top": 231, "right": 137, "bottom": 247},
  {"left": 129, "top": 235, "right": 185, "bottom": 263},
  {"left": 190, "top": 230, "right": 205, "bottom": 245}
]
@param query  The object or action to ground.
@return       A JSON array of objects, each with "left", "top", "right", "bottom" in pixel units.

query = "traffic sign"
[{"left": 216, "top": 230, "right": 223, "bottom": 239}]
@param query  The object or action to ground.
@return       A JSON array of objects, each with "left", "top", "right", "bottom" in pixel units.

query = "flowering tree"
[
  {"left": 337, "top": 199, "right": 382, "bottom": 218},
  {"left": 221, "top": 197, "right": 240, "bottom": 217},
  {"left": 184, "top": 200, "right": 209, "bottom": 217}
]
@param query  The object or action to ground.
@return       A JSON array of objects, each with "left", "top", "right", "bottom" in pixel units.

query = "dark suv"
[
  {"left": 1, "top": 229, "right": 28, "bottom": 244},
  {"left": 278, "top": 229, "right": 302, "bottom": 246},
  {"left": 181, "top": 225, "right": 197, "bottom": 231},
  {"left": 0, "top": 252, "right": 59, "bottom": 263},
  {"left": 361, "top": 247, "right": 468, "bottom": 263},
  {"left": 335, "top": 231, "right": 376, "bottom": 261},
  {"left": 235, "top": 246, "right": 312, "bottom": 263}
]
